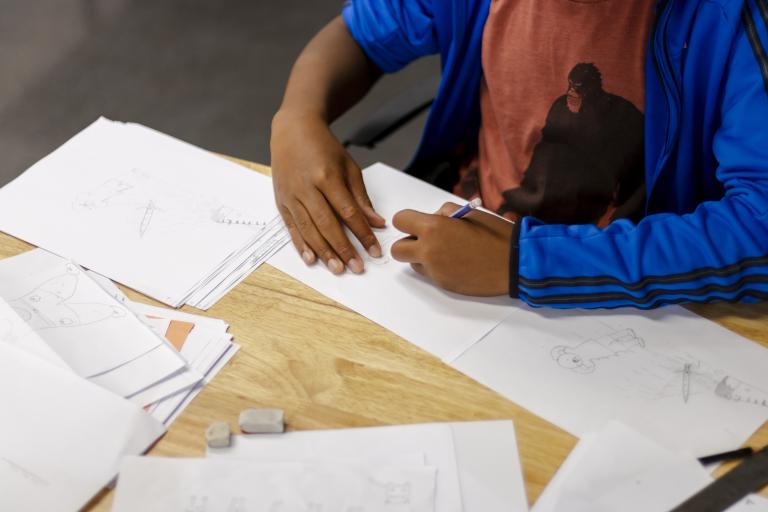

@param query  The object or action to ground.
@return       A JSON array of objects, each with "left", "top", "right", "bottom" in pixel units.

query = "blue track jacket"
[{"left": 343, "top": 0, "right": 768, "bottom": 309}]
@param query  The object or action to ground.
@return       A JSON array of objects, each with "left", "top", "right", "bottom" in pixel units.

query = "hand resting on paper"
[
  {"left": 391, "top": 202, "right": 513, "bottom": 296},
  {"left": 271, "top": 112, "right": 386, "bottom": 275}
]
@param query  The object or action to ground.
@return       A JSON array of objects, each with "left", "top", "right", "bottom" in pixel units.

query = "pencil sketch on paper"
[
  {"left": 384, "top": 482, "right": 412, "bottom": 505},
  {"left": 72, "top": 168, "right": 265, "bottom": 239},
  {"left": 211, "top": 206, "right": 266, "bottom": 227},
  {"left": 551, "top": 328, "right": 645, "bottom": 374},
  {"left": 8, "top": 262, "right": 125, "bottom": 331},
  {"left": 138, "top": 200, "right": 161, "bottom": 238},
  {"left": 549, "top": 326, "right": 768, "bottom": 408},
  {"left": 72, "top": 176, "right": 134, "bottom": 211}
]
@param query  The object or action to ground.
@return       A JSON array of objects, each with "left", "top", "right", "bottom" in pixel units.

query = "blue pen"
[{"left": 450, "top": 197, "right": 483, "bottom": 219}]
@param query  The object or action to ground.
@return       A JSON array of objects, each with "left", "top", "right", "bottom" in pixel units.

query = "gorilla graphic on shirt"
[{"left": 497, "top": 63, "right": 645, "bottom": 224}]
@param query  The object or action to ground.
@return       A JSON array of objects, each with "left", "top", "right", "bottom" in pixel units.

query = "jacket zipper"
[{"left": 650, "top": 0, "right": 682, "bottom": 197}]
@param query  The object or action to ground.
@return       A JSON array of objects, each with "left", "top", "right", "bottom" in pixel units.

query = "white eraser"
[
  {"left": 205, "top": 421, "right": 231, "bottom": 448},
  {"left": 239, "top": 408, "right": 285, "bottom": 434}
]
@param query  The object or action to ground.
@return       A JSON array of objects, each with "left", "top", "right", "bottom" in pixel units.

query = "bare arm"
[
  {"left": 275, "top": 16, "right": 382, "bottom": 124},
  {"left": 271, "top": 16, "right": 386, "bottom": 275}
]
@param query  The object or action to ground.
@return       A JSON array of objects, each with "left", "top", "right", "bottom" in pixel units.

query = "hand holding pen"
[{"left": 390, "top": 197, "right": 514, "bottom": 296}]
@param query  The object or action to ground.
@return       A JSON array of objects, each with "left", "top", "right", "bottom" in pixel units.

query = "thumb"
[{"left": 435, "top": 201, "right": 462, "bottom": 217}]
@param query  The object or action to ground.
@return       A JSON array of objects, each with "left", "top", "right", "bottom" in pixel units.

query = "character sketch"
[
  {"left": 551, "top": 327, "right": 768, "bottom": 408},
  {"left": 8, "top": 263, "right": 125, "bottom": 330},
  {"left": 551, "top": 328, "right": 645, "bottom": 374}
]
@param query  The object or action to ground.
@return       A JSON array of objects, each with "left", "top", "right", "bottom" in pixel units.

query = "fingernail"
[
  {"left": 327, "top": 258, "right": 344, "bottom": 274},
  {"left": 301, "top": 250, "right": 315, "bottom": 265},
  {"left": 347, "top": 257, "right": 364, "bottom": 274},
  {"left": 367, "top": 208, "right": 386, "bottom": 226},
  {"left": 367, "top": 244, "right": 382, "bottom": 258}
]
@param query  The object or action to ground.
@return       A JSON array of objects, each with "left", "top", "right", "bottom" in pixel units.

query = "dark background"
[{"left": 0, "top": 0, "right": 438, "bottom": 186}]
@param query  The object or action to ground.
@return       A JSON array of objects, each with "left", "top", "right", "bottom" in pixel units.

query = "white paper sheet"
[
  {"left": 451, "top": 305, "right": 768, "bottom": 455},
  {"left": 210, "top": 422, "right": 462, "bottom": 511},
  {"left": 534, "top": 421, "right": 768, "bottom": 512},
  {"left": 0, "top": 343, "right": 165, "bottom": 512},
  {"left": 0, "top": 296, "right": 70, "bottom": 369},
  {"left": 209, "top": 420, "right": 528, "bottom": 512},
  {"left": 92, "top": 345, "right": 198, "bottom": 403},
  {"left": 113, "top": 456, "right": 437, "bottom": 512},
  {"left": 533, "top": 422, "right": 712, "bottom": 512},
  {"left": 268, "top": 163, "right": 514, "bottom": 362},
  {"left": 0, "top": 117, "right": 282, "bottom": 307},
  {"left": 728, "top": 495, "right": 768, "bottom": 511}
]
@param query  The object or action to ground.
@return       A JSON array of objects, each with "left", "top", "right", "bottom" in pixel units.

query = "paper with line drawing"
[
  {"left": 0, "top": 117, "right": 282, "bottom": 307},
  {"left": 0, "top": 296, "right": 70, "bottom": 369},
  {"left": 268, "top": 163, "right": 514, "bottom": 362},
  {"left": 0, "top": 249, "right": 189, "bottom": 399},
  {"left": 113, "top": 457, "right": 437, "bottom": 512},
  {"left": 451, "top": 305, "right": 768, "bottom": 455}
]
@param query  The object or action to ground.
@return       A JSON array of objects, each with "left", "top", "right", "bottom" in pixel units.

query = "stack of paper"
[
  {"left": 0, "top": 117, "right": 289, "bottom": 309},
  {"left": 87, "top": 271, "right": 239, "bottom": 424},
  {"left": 112, "top": 420, "right": 528, "bottom": 511},
  {"left": 268, "top": 163, "right": 515, "bottom": 363},
  {"left": 0, "top": 342, "right": 165, "bottom": 512},
  {"left": 533, "top": 421, "right": 768, "bottom": 512}
]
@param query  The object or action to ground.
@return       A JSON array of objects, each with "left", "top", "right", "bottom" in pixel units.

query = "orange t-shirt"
[{"left": 454, "top": 0, "right": 655, "bottom": 226}]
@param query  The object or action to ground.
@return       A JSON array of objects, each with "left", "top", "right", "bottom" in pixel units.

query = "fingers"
[
  {"left": 286, "top": 198, "right": 356, "bottom": 275},
  {"left": 410, "top": 263, "right": 427, "bottom": 276},
  {"left": 278, "top": 204, "right": 316, "bottom": 265},
  {"left": 435, "top": 201, "right": 462, "bottom": 217},
  {"left": 321, "top": 173, "right": 382, "bottom": 258},
  {"left": 392, "top": 209, "right": 434, "bottom": 237},
  {"left": 390, "top": 237, "right": 420, "bottom": 263},
  {"left": 346, "top": 162, "right": 386, "bottom": 228}
]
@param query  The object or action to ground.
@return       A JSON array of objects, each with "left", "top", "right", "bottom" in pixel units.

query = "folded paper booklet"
[{"left": 0, "top": 249, "right": 190, "bottom": 401}]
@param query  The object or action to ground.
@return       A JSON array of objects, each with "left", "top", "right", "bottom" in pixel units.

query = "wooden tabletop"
[{"left": 1, "top": 157, "right": 767, "bottom": 511}]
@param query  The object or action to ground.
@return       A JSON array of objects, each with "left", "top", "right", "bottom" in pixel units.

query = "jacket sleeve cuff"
[{"left": 508, "top": 220, "right": 521, "bottom": 298}]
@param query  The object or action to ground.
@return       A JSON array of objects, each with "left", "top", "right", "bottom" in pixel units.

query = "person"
[{"left": 270, "top": 0, "right": 768, "bottom": 309}]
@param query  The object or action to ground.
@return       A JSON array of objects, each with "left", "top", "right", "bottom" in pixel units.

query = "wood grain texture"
[{"left": 1, "top": 157, "right": 765, "bottom": 511}]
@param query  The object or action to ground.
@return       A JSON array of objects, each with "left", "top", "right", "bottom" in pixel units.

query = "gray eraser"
[
  {"left": 239, "top": 408, "right": 285, "bottom": 434},
  {"left": 205, "top": 421, "right": 232, "bottom": 448}
]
